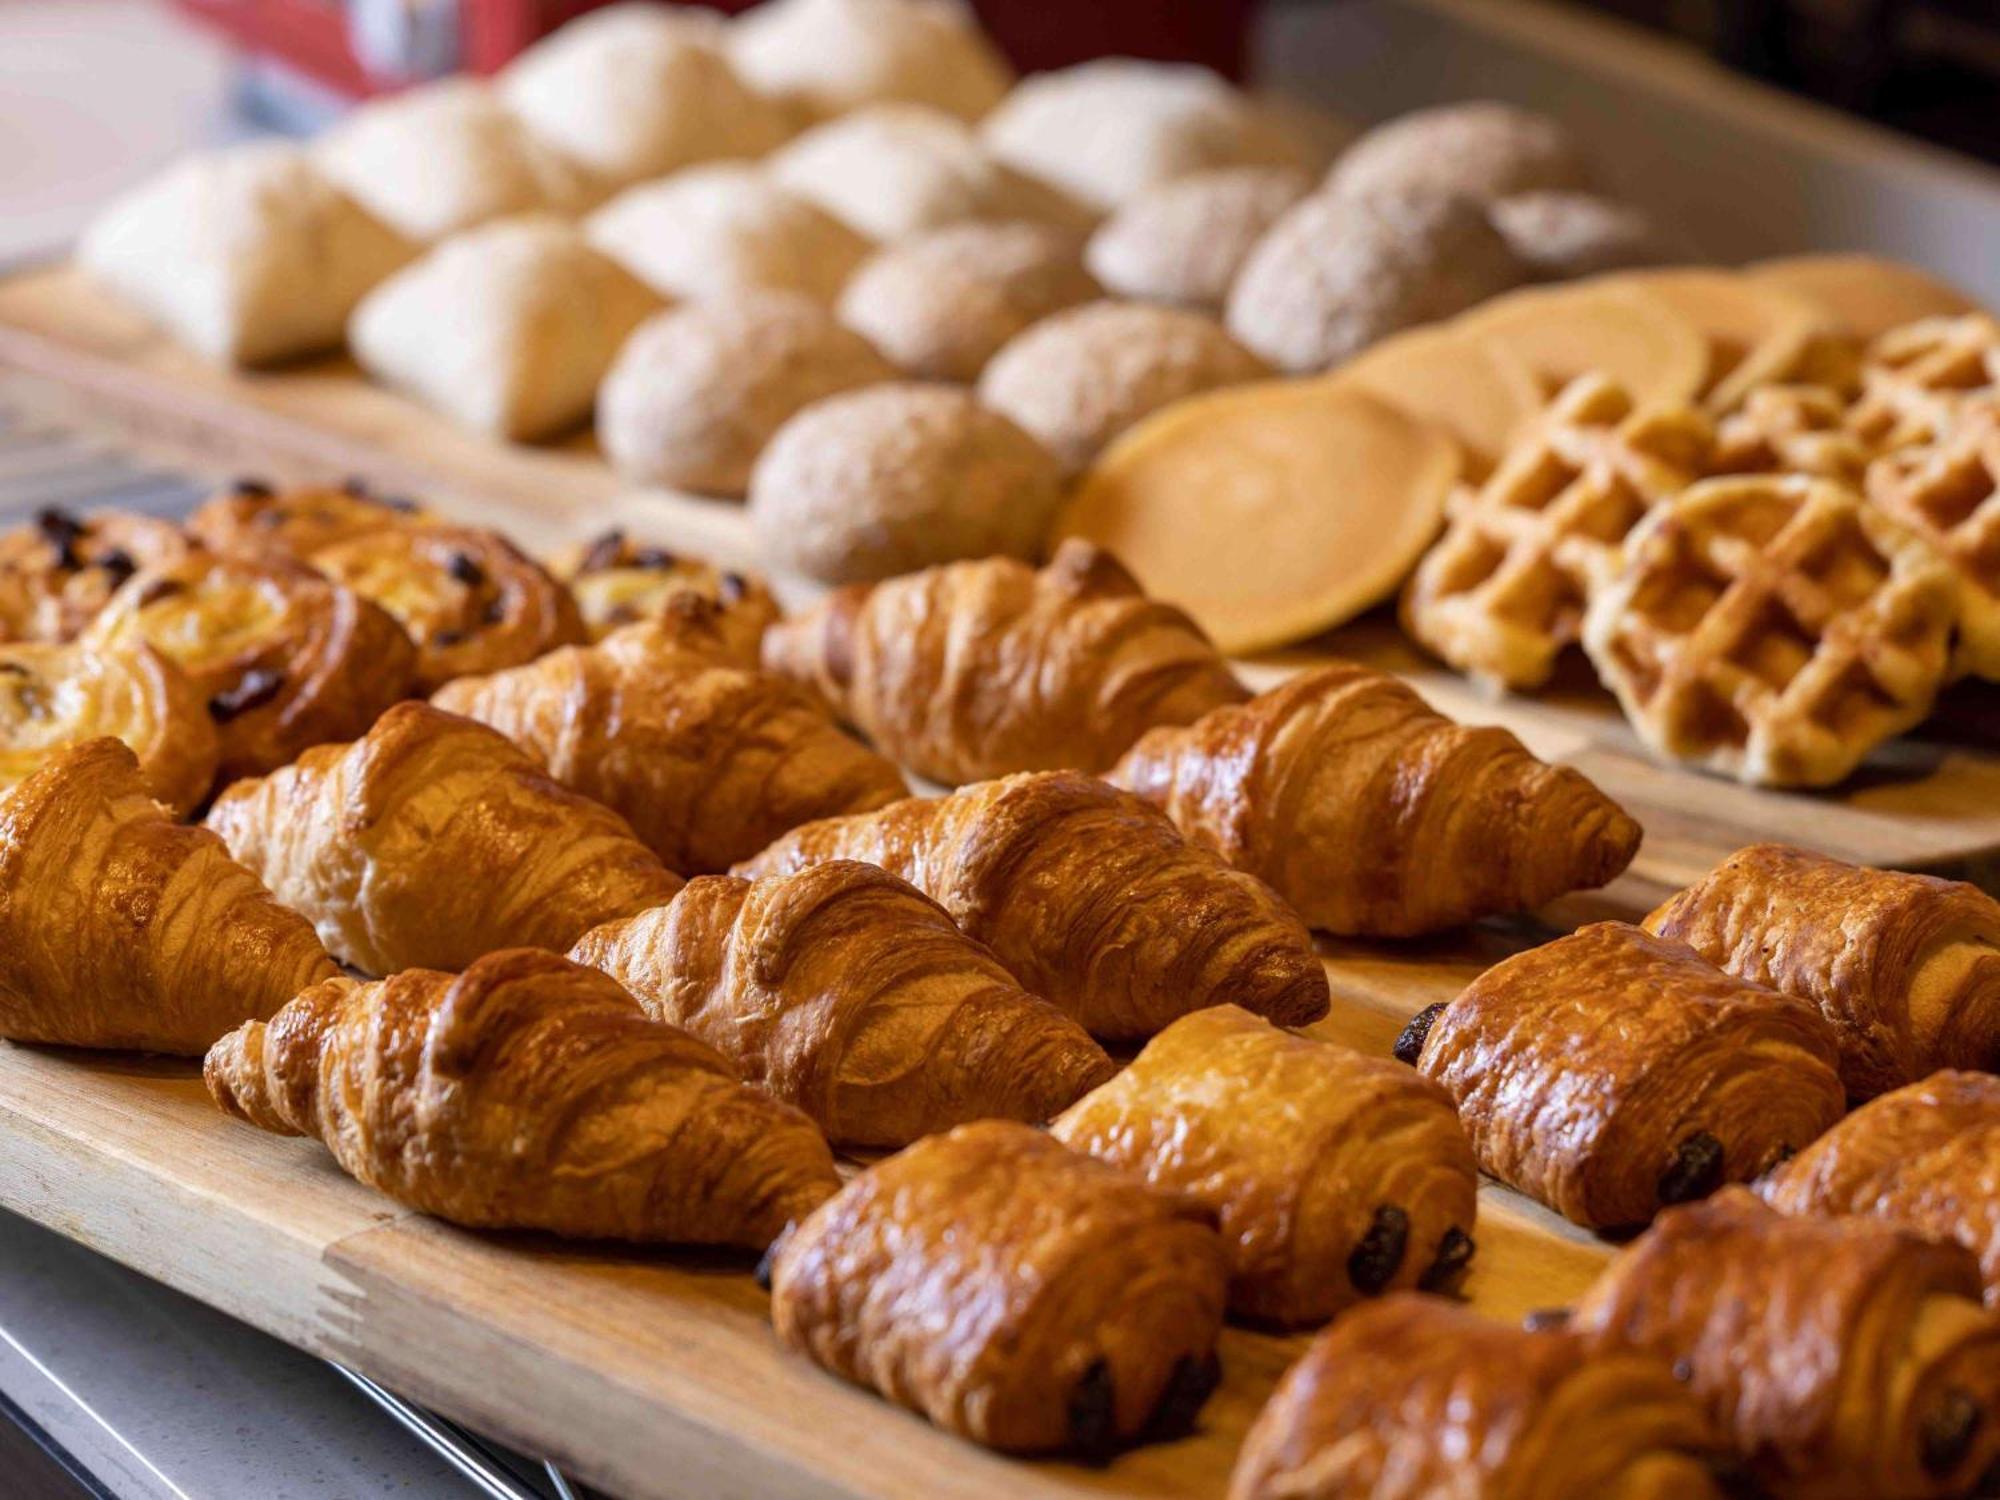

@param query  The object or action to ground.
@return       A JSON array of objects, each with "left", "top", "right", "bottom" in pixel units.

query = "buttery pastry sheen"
[
  {"left": 186, "top": 479, "right": 435, "bottom": 560},
  {"left": 549, "top": 529, "right": 779, "bottom": 660},
  {"left": 206, "top": 948, "right": 840, "bottom": 1248},
  {"left": 1053, "top": 1004, "right": 1478, "bottom": 1325},
  {"left": 0, "top": 507, "right": 195, "bottom": 643},
  {"left": 765, "top": 1120, "right": 1229, "bottom": 1455}
]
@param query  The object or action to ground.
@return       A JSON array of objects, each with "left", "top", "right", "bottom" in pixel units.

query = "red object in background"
[{"left": 175, "top": 0, "right": 1259, "bottom": 98}]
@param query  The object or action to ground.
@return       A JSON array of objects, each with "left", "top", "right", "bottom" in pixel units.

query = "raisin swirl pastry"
[
  {"left": 1646, "top": 843, "right": 2000, "bottom": 1099},
  {"left": 0, "top": 640, "right": 218, "bottom": 816},
  {"left": 549, "top": 529, "right": 779, "bottom": 664},
  {"left": 764, "top": 1119, "right": 1229, "bottom": 1456},
  {"left": 0, "top": 739, "right": 336, "bottom": 1052},
  {"left": 83, "top": 551, "right": 417, "bottom": 783},
  {"left": 204, "top": 702, "right": 683, "bottom": 975},
  {"left": 1053, "top": 1004, "right": 1478, "bottom": 1326},
  {"left": 205, "top": 948, "right": 840, "bottom": 1248},
  {"left": 1573, "top": 1189, "right": 2000, "bottom": 1499},
  {"left": 1407, "top": 921, "right": 1845, "bottom": 1231},
  {"left": 0, "top": 507, "right": 194, "bottom": 642},
  {"left": 186, "top": 477, "right": 434, "bottom": 558},
  {"left": 1230, "top": 1293, "right": 1730, "bottom": 1500}
]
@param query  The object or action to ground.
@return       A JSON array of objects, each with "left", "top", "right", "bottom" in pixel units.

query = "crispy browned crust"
[
  {"left": 735, "top": 768, "right": 1330, "bottom": 1040},
  {"left": 570, "top": 860, "right": 1112, "bottom": 1147},
  {"left": 1230, "top": 1292, "right": 1726, "bottom": 1500},
  {"left": 767, "top": 1120, "right": 1229, "bottom": 1454},
  {"left": 1417, "top": 921, "right": 1845, "bottom": 1229},
  {"left": 0, "top": 739, "right": 335, "bottom": 1052},
  {"left": 204, "top": 948, "right": 839, "bottom": 1248},
  {"left": 0, "top": 508, "right": 196, "bottom": 643},
  {"left": 1112, "top": 661, "right": 1642, "bottom": 936},
  {"left": 1646, "top": 843, "right": 2000, "bottom": 1098},
  {"left": 204, "top": 701, "right": 683, "bottom": 975},
  {"left": 1573, "top": 1189, "right": 2000, "bottom": 1498},
  {"left": 1054, "top": 1004, "right": 1478, "bottom": 1325}
]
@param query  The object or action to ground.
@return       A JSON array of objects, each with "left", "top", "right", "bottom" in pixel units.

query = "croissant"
[
  {"left": 433, "top": 612, "right": 909, "bottom": 875},
  {"left": 736, "top": 769, "right": 1330, "bottom": 1040},
  {"left": 205, "top": 947, "right": 840, "bottom": 1247},
  {"left": 1230, "top": 1293, "right": 1731, "bottom": 1500},
  {"left": 550, "top": 529, "right": 779, "bottom": 663},
  {"left": 1407, "top": 921, "right": 1845, "bottom": 1230},
  {"left": 1645, "top": 843, "right": 2000, "bottom": 1099},
  {"left": 1572, "top": 1189, "right": 2000, "bottom": 1499},
  {"left": 186, "top": 477, "right": 435, "bottom": 559},
  {"left": 762, "top": 539, "right": 1248, "bottom": 786},
  {"left": 83, "top": 551, "right": 417, "bottom": 783},
  {"left": 1111, "top": 662, "right": 1643, "bottom": 937},
  {"left": 0, "top": 639, "right": 218, "bottom": 816},
  {"left": 764, "top": 1119, "right": 1229, "bottom": 1455},
  {"left": 0, "top": 506, "right": 195, "bottom": 642},
  {"left": 1760, "top": 1070, "right": 2000, "bottom": 1305},
  {"left": 205, "top": 701, "right": 683, "bottom": 975},
  {"left": 0, "top": 739, "right": 336, "bottom": 1052},
  {"left": 1052, "top": 1004, "right": 1478, "bottom": 1326}
]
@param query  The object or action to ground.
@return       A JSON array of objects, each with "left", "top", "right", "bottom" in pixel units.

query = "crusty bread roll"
[
  {"left": 727, "top": 0, "right": 1012, "bottom": 124},
  {"left": 1086, "top": 165, "right": 1311, "bottom": 311},
  {"left": 1327, "top": 101, "right": 1594, "bottom": 204}
]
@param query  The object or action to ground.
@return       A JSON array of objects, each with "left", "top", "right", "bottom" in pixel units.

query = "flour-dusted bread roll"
[
  {"left": 981, "top": 59, "right": 1311, "bottom": 213},
  {"left": 1086, "top": 165, "right": 1311, "bottom": 311},
  {"left": 979, "top": 301, "right": 1267, "bottom": 472},
  {"left": 600, "top": 290, "right": 895, "bottom": 496},
  {"left": 1327, "top": 100, "right": 1594, "bottom": 205},
  {"left": 727, "top": 0, "right": 1013, "bottom": 124},
  {"left": 769, "top": 104, "right": 1091, "bottom": 243},
  {"left": 501, "top": 3, "right": 789, "bottom": 186},
  {"left": 78, "top": 142, "right": 413, "bottom": 367},
  {"left": 585, "top": 163, "right": 872, "bottom": 305},
  {"left": 750, "top": 382, "right": 1064, "bottom": 583},
  {"left": 349, "top": 216, "right": 660, "bottom": 442},
  {"left": 313, "top": 79, "right": 599, "bottom": 243}
]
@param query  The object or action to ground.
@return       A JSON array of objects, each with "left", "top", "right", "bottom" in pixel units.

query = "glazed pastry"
[
  {"left": 736, "top": 769, "right": 1330, "bottom": 1040},
  {"left": 1760, "top": 1071, "right": 2000, "bottom": 1305},
  {"left": 1645, "top": 843, "right": 2000, "bottom": 1098},
  {"left": 311, "top": 523, "right": 586, "bottom": 693},
  {"left": 0, "top": 640, "right": 218, "bottom": 816},
  {"left": 186, "top": 477, "right": 433, "bottom": 559},
  {"left": 1111, "top": 663, "right": 1641, "bottom": 937},
  {"left": 1230, "top": 1293, "right": 1729, "bottom": 1500},
  {"left": 1408, "top": 921, "right": 1844, "bottom": 1230},
  {"left": 764, "top": 1119, "right": 1229, "bottom": 1455},
  {"left": 0, "top": 507, "right": 195, "bottom": 642},
  {"left": 204, "top": 701, "right": 682, "bottom": 975},
  {"left": 0, "top": 739, "right": 336, "bottom": 1052},
  {"left": 762, "top": 540, "right": 1247, "bottom": 785},
  {"left": 432, "top": 610, "right": 907, "bottom": 875},
  {"left": 1573, "top": 1189, "right": 2000, "bottom": 1499},
  {"left": 206, "top": 948, "right": 839, "bottom": 1248},
  {"left": 548, "top": 529, "right": 778, "bottom": 660},
  {"left": 82, "top": 551, "right": 418, "bottom": 784},
  {"left": 570, "top": 859, "right": 1113, "bottom": 1147},
  {"left": 1052, "top": 1005, "right": 1478, "bottom": 1325}
]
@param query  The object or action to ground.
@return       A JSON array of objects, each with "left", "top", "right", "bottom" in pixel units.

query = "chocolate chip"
[
  {"left": 1658, "top": 1132, "right": 1727, "bottom": 1206},
  {"left": 1066, "top": 1360, "right": 1117, "bottom": 1459},
  {"left": 631, "top": 547, "right": 677, "bottom": 571},
  {"left": 134, "top": 577, "right": 185, "bottom": 609},
  {"left": 1418, "top": 1226, "right": 1475, "bottom": 1293},
  {"left": 209, "top": 669, "right": 285, "bottom": 722},
  {"left": 446, "top": 552, "right": 485, "bottom": 588},
  {"left": 1347, "top": 1204, "right": 1410, "bottom": 1294},
  {"left": 1392, "top": 1001, "right": 1447, "bottom": 1067},
  {"left": 96, "top": 548, "right": 136, "bottom": 586},
  {"left": 1924, "top": 1389, "right": 1983, "bottom": 1477},
  {"left": 719, "top": 570, "right": 748, "bottom": 603},
  {"left": 231, "top": 477, "right": 275, "bottom": 498},
  {"left": 578, "top": 529, "right": 626, "bottom": 574},
  {"left": 1521, "top": 1307, "right": 1572, "bottom": 1332},
  {"left": 1143, "top": 1352, "right": 1220, "bottom": 1441}
]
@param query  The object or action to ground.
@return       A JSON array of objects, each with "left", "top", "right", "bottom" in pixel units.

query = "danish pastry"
[
  {"left": 0, "top": 507, "right": 195, "bottom": 643},
  {"left": 186, "top": 478, "right": 433, "bottom": 560},
  {"left": 547, "top": 530, "right": 778, "bottom": 660}
]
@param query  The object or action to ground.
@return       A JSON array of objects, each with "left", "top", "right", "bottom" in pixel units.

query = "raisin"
[
  {"left": 631, "top": 547, "right": 677, "bottom": 571},
  {"left": 1418, "top": 1226, "right": 1475, "bottom": 1293},
  {"left": 1392, "top": 1001, "right": 1447, "bottom": 1066},
  {"left": 578, "top": 530, "right": 626, "bottom": 574},
  {"left": 1066, "top": 1360, "right": 1117, "bottom": 1459},
  {"left": 1658, "top": 1132, "right": 1727, "bottom": 1206},
  {"left": 96, "top": 548, "right": 136, "bottom": 586},
  {"left": 209, "top": 669, "right": 285, "bottom": 722},
  {"left": 34, "top": 508, "right": 83, "bottom": 570},
  {"left": 1521, "top": 1307, "right": 1572, "bottom": 1332},
  {"left": 446, "top": 552, "right": 486, "bottom": 588},
  {"left": 1923, "top": 1389, "right": 1983, "bottom": 1477},
  {"left": 719, "top": 570, "right": 748, "bottom": 603},
  {"left": 480, "top": 597, "right": 507, "bottom": 625},
  {"left": 432, "top": 628, "right": 467, "bottom": 649},
  {"left": 341, "top": 475, "right": 372, "bottom": 498},
  {"left": 1347, "top": 1205, "right": 1410, "bottom": 1294},
  {"left": 231, "top": 477, "right": 275, "bottom": 498}
]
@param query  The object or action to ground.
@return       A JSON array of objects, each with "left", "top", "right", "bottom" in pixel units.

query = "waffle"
[
  {"left": 1402, "top": 373, "right": 1715, "bottom": 690},
  {"left": 1582, "top": 474, "right": 1960, "bottom": 787},
  {"left": 1711, "top": 384, "right": 1874, "bottom": 487},
  {"left": 1866, "top": 407, "right": 2000, "bottom": 680},
  {"left": 1847, "top": 313, "right": 2000, "bottom": 451}
]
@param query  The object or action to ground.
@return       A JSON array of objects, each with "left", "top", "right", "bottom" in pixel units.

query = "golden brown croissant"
[
  {"left": 0, "top": 639, "right": 218, "bottom": 816},
  {"left": 569, "top": 859, "right": 1113, "bottom": 1147},
  {"left": 1645, "top": 843, "right": 2000, "bottom": 1099},
  {"left": 0, "top": 507, "right": 195, "bottom": 642},
  {"left": 433, "top": 612, "right": 909, "bottom": 875},
  {"left": 764, "top": 1119, "right": 1229, "bottom": 1455},
  {"left": 186, "top": 477, "right": 435, "bottom": 559},
  {"left": 1573, "top": 1188, "right": 2000, "bottom": 1499},
  {"left": 1111, "top": 662, "right": 1642, "bottom": 937},
  {"left": 1053, "top": 1004, "right": 1477, "bottom": 1326},
  {"left": 1230, "top": 1292, "right": 1730, "bottom": 1500},
  {"left": 1760, "top": 1070, "right": 2000, "bottom": 1304},
  {"left": 0, "top": 739, "right": 336, "bottom": 1052},
  {"left": 205, "top": 947, "right": 839, "bottom": 1247},
  {"left": 735, "top": 769, "right": 1330, "bottom": 1040},
  {"left": 762, "top": 539, "right": 1248, "bottom": 786},
  {"left": 204, "top": 701, "right": 683, "bottom": 975},
  {"left": 550, "top": 529, "right": 779, "bottom": 663},
  {"left": 83, "top": 551, "right": 417, "bottom": 783},
  {"left": 1407, "top": 921, "right": 1845, "bottom": 1230}
]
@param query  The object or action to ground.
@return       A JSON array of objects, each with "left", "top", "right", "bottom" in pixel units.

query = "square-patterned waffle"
[
  {"left": 1847, "top": 313, "right": 2000, "bottom": 452},
  {"left": 1711, "top": 385, "right": 1874, "bottom": 488},
  {"left": 1866, "top": 408, "right": 2000, "bottom": 681},
  {"left": 1581, "top": 474, "right": 1960, "bottom": 787},
  {"left": 1402, "top": 373, "right": 1715, "bottom": 691}
]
